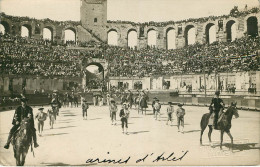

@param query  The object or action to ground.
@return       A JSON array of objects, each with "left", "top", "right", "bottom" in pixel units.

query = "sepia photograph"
[{"left": 0, "top": 0, "right": 260, "bottom": 166}]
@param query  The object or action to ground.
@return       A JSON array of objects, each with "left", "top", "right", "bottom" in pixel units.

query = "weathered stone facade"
[{"left": 1, "top": 2, "right": 259, "bottom": 49}]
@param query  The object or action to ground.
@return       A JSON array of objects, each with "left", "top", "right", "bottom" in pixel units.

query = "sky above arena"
[{"left": 0, "top": 0, "right": 259, "bottom": 22}]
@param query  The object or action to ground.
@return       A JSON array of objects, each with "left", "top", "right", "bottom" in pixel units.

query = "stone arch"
[
  {"left": 0, "top": 20, "right": 10, "bottom": 34},
  {"left": 107, "top": 29, "right": 118, "bottom": 46},
  {"left": 43, "top": 26, "right": 54, "bottom": 40},
  {"left": 86, "top": 62, "right": 104, "bottom": 73},
  {"left": 125, "top": 27, "right": 138, "bottom": 37},
  {"left": 84, "top": 62, "right": 105, "bottom": 89},
  {"left": 165, "top": 27, "right": 176, "bottom": 50},
  {"left": 164, "top": 25, "right": 176, "bottom": 36},
  {"left": 127, "top": 28, "right": 138, "bottom": 48},
  {"left": 63, "top": 26, "right": 77, "bottom": 43},
  {"left": 184, "top": 24, "right": 196, "bottom": 45},
  {"left": 205, "top": 23, "right": 216, "bottom": 44},
  {"left": 226, "top": 20, "right": 236, "bottom": 42},
  {"left": 43, "top": 24, "right": 56, "bottom": 40},
  {"left": 244, "top": 14, "right": 259, "bottom": 36},
  {"left": 247, "top": 16, "right": 258, "bottom": 37},
  {"left": 21, "top": 24, "right": 32, "bottom": 37},
  {"left": 147, "top": 28, "right": 157, "bottom": 47}
]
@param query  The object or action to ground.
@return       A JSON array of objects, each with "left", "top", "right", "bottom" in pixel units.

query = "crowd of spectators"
[
  {"left": 105, "top": 36, "right": 260, "bottom": 77},
  {"left": 1, "top": 31, "right": 259, "bottom": 78}
]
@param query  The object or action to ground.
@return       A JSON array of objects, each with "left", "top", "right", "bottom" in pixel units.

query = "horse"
[
  {"left": 200, "top": 102, "right": 239, "bottom": 150},
  {"left": 11, "top": 117, "right": 33, "bottom": 166}
]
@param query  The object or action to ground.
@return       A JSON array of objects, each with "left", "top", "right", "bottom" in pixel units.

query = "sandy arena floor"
[{"left": 0, "top": 105, "right": 259, "bottom": 166}]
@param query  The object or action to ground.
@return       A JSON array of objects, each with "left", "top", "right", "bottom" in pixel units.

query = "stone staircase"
[{"left": 78, "top": 25, "right": 105, "bottom": 43}]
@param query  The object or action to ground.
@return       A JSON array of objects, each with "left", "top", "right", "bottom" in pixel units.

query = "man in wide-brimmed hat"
[
  {"left": 119, "top": 102, "right": 130, "bottom": 134},
  {"left": 176, "top": 103, "right": 185, "bottom": 133},
  {"left": 4, "top": 97, "right": 39, "bottom": 149},
  {"left": 110, "top": 100, "right": 118, "bottom": 125},
  {"left": 210, "top": 91, "right": 225, "bottom": 129},
  {"left": 154, "top": 99, "right": 161, "bottom": 120},
  {"left": 166, "top": 102, "right": 174, "bottom": 125},
  {"left": 35, "top": 107, "right": 47, "bottom": 136}
]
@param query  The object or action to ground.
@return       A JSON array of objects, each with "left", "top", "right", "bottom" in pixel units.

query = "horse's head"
[
  {"left": 19, "top": 118, "right": 32, "bottom": 136},
  {"left": 228, "top": 102, "right": 239, "bottom": 118}
]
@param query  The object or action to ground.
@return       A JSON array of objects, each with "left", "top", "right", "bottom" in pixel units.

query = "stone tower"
[{"left": 80, "top": 0, "right": 107, "bottom": 42}]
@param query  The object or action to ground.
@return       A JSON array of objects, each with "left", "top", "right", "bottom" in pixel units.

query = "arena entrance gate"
[{"left": 83, "top": 62, "right": 105, "bottom": 91}]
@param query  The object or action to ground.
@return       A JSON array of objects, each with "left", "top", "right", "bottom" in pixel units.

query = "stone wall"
[
  {"left": 109, "top": 71, "right": 260, "bottom": 93},
  {"left": 1, "top": 6, "right": 259, "bottom": 49},
  {"left": 0, "top": 76, "right": 82, "bottom": 95}
]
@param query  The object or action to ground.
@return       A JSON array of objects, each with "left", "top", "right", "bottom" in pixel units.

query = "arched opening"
[
  {"left": 64, "top": 28, "right": 76, "bottom": 44},
  {"left": 21, "top": 24, "right": 32, "bottom": 37},
  {"left": 85, "top": 63, "right": 105, "bottom": 90},
  {"left": 43, "top": 27, "right": 53, "bottom": 40},
  {"left": 0, "top": 21, "right": 10, "bottom": 34},
  {"left": 206, "top": 23, "right": 216, "bottom": 44},
  {"left": 127, "top": 30, "right": 137, "bottom": 49},
  {"left": 107, "top": 29, "right": 118, "bottom": 46},
  {"left": 147, "top": 29, "right": 157, "bottom": 47},
  {"left": 226, "top": 20, "right": 236, "bottom": 42},
  {"left": 247, "top": 16, "right": 258, "bottom": 37},
  {"left": 0, "top": 24, "right": 5, "bottom": 34},
  {"left": 185, "top": 25, "right": 195, "bottom": 45},
  {"left": 166, "top": 28, "right": 176, "bottom": 50}
]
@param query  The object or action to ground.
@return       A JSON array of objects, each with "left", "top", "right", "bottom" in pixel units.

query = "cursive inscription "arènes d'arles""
[{"left": 86, "top": 151, "right": 189, "bottom": 164}]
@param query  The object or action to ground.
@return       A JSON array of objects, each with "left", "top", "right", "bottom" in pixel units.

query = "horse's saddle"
[{"left": 208, "top": 111, "right": 225, "bottom": 125}]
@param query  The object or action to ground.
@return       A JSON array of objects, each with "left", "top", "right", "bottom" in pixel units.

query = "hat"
[
  {"left": 168, "top": 102, "right": 173, "bottom": 105},
  {"left": 20, "top": 97, "right": 29, "bottom": 102},
  {"left": 178, "top": 103, "right": 183, "bottom": 107},
  {"left": 215, "top": 91, "right": 220, "bottom": 96},
  {"left": 155, "top": 99, "right": 159, "bottom": 102},
  {"left": 38, "top": 108, "right": 44, "bottom": 111},
  {"left": 153, "top": 97, "right": 158, "bottom": 99}
]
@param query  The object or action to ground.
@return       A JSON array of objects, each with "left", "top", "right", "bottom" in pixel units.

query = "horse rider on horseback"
[
  {"left": 210, "top": 91, "right": 225, "bottom": 129},
  {"left": 4, "top": 97, "right": 39, "bottom": 149}
]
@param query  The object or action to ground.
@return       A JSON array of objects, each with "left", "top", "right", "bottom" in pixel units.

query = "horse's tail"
[{"left": 200, "top": 113, "right": 210, "bottom": 130}]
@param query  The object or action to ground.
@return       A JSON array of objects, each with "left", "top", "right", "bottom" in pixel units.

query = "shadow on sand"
[
  {"left": 43, "top": 133, "right": 69, "bottom": 137},
  {"left": 127, "top": 131, "right": 150, "bottom": 135},
  {"left": 183, "top": 130, "right": 201, "bottom": 133},
  {"left": 63, "top": 114, "right": 77, "bottom": 117},
  {"left": 211, "top": 143, "right": 260, "bottom": 152},
  {"left": 88, "top": 118, "right": 102, "bottom": 121},
  {"left": 55, "top": 126, "right": 76, "bottom": 129}
]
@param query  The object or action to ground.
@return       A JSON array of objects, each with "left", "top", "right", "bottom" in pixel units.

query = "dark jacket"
[
  {"left": 119, "top": 109, "right": 129, "bottom": 119},
  {"left": 210, "top": 98, "right": 224, "bottom": 111},
  {"left": 12, "top": 105, "right": 35, "bottom": 127}
]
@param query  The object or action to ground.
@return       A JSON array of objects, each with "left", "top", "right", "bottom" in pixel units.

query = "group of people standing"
[
  {"left": 152, "top": 97, "right": 186, "bottom": 133},
  {"left": 109, "top": 100, "right": 130, "bottom": 134},
  {"left": 3, "top": 88, "right": 225, "bottom": 152}
]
